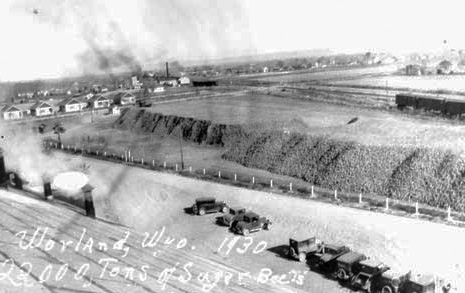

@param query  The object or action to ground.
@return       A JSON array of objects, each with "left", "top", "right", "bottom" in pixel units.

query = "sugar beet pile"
[{"left": 115, "top": 108, "right": 465, "bottom": 212}]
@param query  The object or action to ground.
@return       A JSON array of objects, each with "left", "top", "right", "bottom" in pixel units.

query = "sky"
[{"left": 0, "top": 0, "right": 463, "bottom": 81}]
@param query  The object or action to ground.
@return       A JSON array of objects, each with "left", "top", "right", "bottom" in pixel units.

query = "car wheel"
[
  {"left": 222, "top": 206, "right": 229, "bottom": 213},
  {"left": 242, "top": 229, "right": 249, "bottom": 236},
  {"left": 199, "top": 208, "right": 206, "bottom": 216},
  {"left": 381, "top": 286, "right": 393, "bottom": 293},
  {"left": 337, "top": 268, "right": 348, "bottom": 280},
  {"left": 298, "top": 252, "right": 306, "bottom": 262},
  {"left": 265, "top": 222, "right": 272, "bottom": 230}
]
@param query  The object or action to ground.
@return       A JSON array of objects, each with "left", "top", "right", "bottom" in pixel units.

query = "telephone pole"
[{"left": 178, "top": 127, "right": 184, "bottom": 170}]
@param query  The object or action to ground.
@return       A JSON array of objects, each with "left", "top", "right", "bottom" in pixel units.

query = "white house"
[
  {"left": 58, "top": 98, "right": 86, "bottom": 113},
  {"left": 1, "top": 105, "right": 23, "bottom": 120},
  {"left": 112, "top": 92, "right": 136, "bottom": 106},
  {"left": 30, "top": 101, "right": 54, "bottom": 117},
  {"left": 88, "top": 95, "right": 111, "bottom": 109},
  {"left": 153, "top": 87, "right": 165, "bottom": 93},
  {"left": 178, "top": 76, "right": 190, "bottom": 85}
]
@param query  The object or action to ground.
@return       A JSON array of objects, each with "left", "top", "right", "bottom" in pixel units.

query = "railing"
[{"left": 43, "top": 140, "right": 465, "bottom": 227}]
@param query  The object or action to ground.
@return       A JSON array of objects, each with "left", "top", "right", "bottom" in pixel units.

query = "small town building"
[
  {"left": 112, "top": 92, "right": 136, "bottom": 106},
  {"left": 58, "top": 97, "right": 86, "bottom": 113},
  {"left": 1, "top": 105, "right": 23, "bottom": 120},
  {"left": 178, "top": 76, "right": 191, "bottom": 85},
  {"left": 109, "top": 105, "right": 121, "bottom": 116},
  {"left": 88, "top": 95, "right": 111, "bottom": 109},
  {"left": 30, "top": 101, "right": 54, "bottom": 117},
  {"left": 153, "top": 87, "right": 165, "bottom": 93}
]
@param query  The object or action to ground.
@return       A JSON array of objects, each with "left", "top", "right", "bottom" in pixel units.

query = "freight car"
[{"left": 395, "top": 93, "right": 465, "bottom": 117}]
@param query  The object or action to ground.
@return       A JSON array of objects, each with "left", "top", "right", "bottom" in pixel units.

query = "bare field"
[
  {"left": 147, "top": 93, "right": 465, "bottom": 152},
  {"left": 332, "top": 74, "right": 465, "bottom": 93}
]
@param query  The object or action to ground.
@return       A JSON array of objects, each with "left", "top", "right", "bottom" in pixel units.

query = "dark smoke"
[{"left": 10, "top": 0, "right": 255, "bottom": 76}]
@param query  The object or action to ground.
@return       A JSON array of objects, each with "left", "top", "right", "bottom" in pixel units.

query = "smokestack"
[
  {"left": 0, "top": 148, "right": 6, "bottom": 188},
  {"left": 166, "top": 62, "right": 169, "bottom": 78}
]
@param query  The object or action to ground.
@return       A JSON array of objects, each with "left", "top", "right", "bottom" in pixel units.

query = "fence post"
[
  {"left": 359, "top": 193, "right": 363, "bottom": 204},
  {"left": 385, "top": 198, "right": 389, "bottom": 211},
  {"left": 270, "top": 179, "right": 273, "bottom": 188},
  {"left": 189, "top": 166, "right": 192, "bottom": 172},
  {"left": 290, "top": 182, "right": 293, "bottom": 192},
  {"left": 96, "top": 151, "right": 99, "bottom": 156},
  {"left": 104, "top": 152, "right": 106, "bottom": 156},
  {"left": 218, "top": 171, "right": 221, "bottom": 178},
  {"left": 141, "top": 158, "right": 144, "bottom": 165},
  {"left": 164, "top": 162, "right": 166, "bottom": 168},
  {"left": 203, "top": 168, "right": 206, "bottom": 175},
  {"left": 234, "top": 174, "right": 237, "bottom": 182},
  {"left": 252, "top": 177, "right": 255, "bottom": 184},
  {"left": 152, "top": 160, "right": 155, "bottom": 167},
  {"left": 414, "top": 202, "right": 419, "bottom": 217},
  {"left": 447, "top": 206, "right": 453, "bottom": 222},
  {"left": 175, "top": 164, "right": 178, "bottom": 171},
  {"left": 74, "top": 146, "right": 77, "bottom": 152},
  {"left": 334, "top": 189, "right": 338, "bottom": 200}
]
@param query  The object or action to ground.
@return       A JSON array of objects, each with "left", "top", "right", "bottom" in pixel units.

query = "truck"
[
  {"left": 288, "top": 236, "right": 323, "bottom": 262},
  {"left": 309, "top": 243, "right": 351, "bottom": 273},
  {"left": 371, "top": 270, "right": 452, "bottom": 293},
  {"left": 191, "top": 197, "right": 229, "bottom": 216},
  {"left": 217, "top": 206, "right": 246, "bottom": 227},
  {"left": 350, "top": 259, "right": 390, "bottom": 292},
  {"left": 334, "top": 251, "right": 368, "bottom": 281},
  {"left": 231, "top": 211, "right": 272, "bottom": 236}
]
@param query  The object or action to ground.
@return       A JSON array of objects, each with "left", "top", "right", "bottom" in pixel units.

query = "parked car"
[
  {"left": 350, "top": 259, "right": 390, "bottom": 292},
  {"left": 371, "top": 270, "right": 452, "bottom": 293},
  {"left": 231, "top": 211, "right": 272, "bottom": 236},
  {"left": 288, "top": 236, "right": 322, "bottom": 262},
  {"left": 309, "top": 243, "right": 351, "bottom": 272},
  {"left": 192, "top": 197, "right": 229, "bottom": 216},
  {"left": 217, "top": 206, "right": 246, "bottom": 227},
  {"left": 334, "top": 251, "right": 367, "bottom": 281}
]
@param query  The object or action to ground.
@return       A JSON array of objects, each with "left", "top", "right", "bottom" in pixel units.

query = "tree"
[{"left": 52, "top": 123, "right": 65, "bottom": 146}]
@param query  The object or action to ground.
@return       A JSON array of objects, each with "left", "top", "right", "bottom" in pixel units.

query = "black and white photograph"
[{"left": 0, "top": 1, "right": 464, "bottom": 292}]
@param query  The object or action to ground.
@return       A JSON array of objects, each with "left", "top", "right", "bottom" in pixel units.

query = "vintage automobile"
[
  {"left": 217, "top": 206, "right": 247, "bottom": 227},
  {"left": 335, "top": 251, "right": 368, "bottom": 281},
  {"left": 288, "top": 236, "right": 323, "bottom": 262},
  {"left": 231, "top": 211, "right": 272, "bottom": 236},
  {"left": 371, "top": 270, "right": 452, "bottom": 293},
  {"left": 350, "top": 259, "right": 390, "bottom": 292},
  {"left": 191, "top": 197, "right": 229, "bottom": 216},
  {"left": 309, "top": 243, "right": 351, "bottom": 272}
]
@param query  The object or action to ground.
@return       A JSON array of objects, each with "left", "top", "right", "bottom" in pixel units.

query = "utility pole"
[{"left": 178, "top": 127, "right": 184, "bottom": 170}]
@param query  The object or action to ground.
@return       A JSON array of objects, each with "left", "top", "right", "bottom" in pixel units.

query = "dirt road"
[{"left": 14, "top": 152, "right": 463, "bottom": 292}]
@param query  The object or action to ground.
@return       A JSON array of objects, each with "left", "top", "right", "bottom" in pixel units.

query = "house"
[
  {"left": 178, "top": 76, "right": 190, "bottom": 85},
  {"left": 263, "top": 67, "right": 269, "bottom": 73},
  {"left": 88, "top": 95, "right": 111, "bottom": 109},
  {"left": 158, "top": 76, "right": 180, "bottom": 87},
  {"left": 153, "top": 87, "right": 165, "bottom": 93},
  {"left": 58, "top": 97, "right": 86, "bottom": 113},
  {"left": 1, "top": 105, "right": 23, "bottom": 120},
  {"left": 112, "top": 92, "right": 136, "bottom": 106},
  {"left": 405, "top": 64, "right": 423, "bottom": 76},
  {"left": 30, "top": 101, "right": 54, "bottom": 117},
  {"left": 109, "top": 105, "right": 120, "bottom": 116}
]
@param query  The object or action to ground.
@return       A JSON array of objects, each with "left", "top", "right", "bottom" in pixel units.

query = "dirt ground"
[{"left": 21, "top": 152, "right": 464, "bottom": 292}]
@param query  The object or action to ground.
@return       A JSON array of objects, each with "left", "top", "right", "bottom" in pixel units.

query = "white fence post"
[
  {"left": 141, "top": 158, "right": 144, "bottom": 165},
  {"left": 164, "top": 162, "right": 166, "bottom": 168},
  {"left": 104, "top": 152, "right": 106, "bottom": 156},
  {"left": 128, "top": 150, "right": 131, "bottom": 160},
  {"left": 290, "top": 182, "right": 293, "bottom": 192},
  {"left": 385, "top": 198, "right": 389, "bottom": 211},
  {"left": 203, "top": 168, "right": 206, "bottom": 175},
  {"left": 359, "top": 193, "right": 363, "bottom": 204},
  {"left": 175, "top": 164, "right": 178, "bottom": 171},
  {"left": 152, "top": 160, "right": 155, "bottom": 167},
  {"left": 218, "top": 171, "right": 221, "bottom": 178},
  {"left": 311, "top": 186, "right": 314, "bottom": 197},
  {"left": 234, "top": 174, "right": 237, "bottom": 182},
  {"left": 270, "top": 179, "right": 273, "bottom": 188},
  {"left": 334, "top": 189, "right": 338, "bottom": 200},
  {"left": 447, "top": 206, "right": 453, "bottom": 222},
  {"left": 189, "top": 166, "right": 192, "bottom": 172},
  {"left": 414, "top": 202, "right": 419, "bottom": 217},
  {"left": 252, "top": 177, "right": 255, "bottom": 184}
]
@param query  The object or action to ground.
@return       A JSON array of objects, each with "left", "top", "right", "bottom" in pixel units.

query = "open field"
[
  {"left": 4, "top": 152, "right": 464, "bottom": 292},
  {"left": 331, "top": 74, "right": 465, "bottom": 93},
  {"left": 143, "top": 93, "right": 465, "bottom": 152}
]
